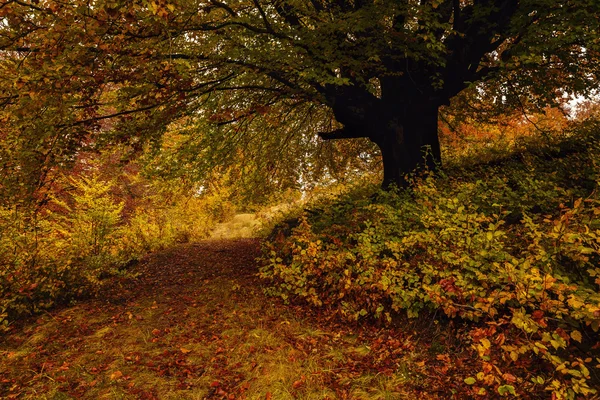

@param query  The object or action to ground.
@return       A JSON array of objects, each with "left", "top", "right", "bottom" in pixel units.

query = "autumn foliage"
[
  {"left": 261, "top": 117, "right": 600, "bottom": 399},
  {"left": 0, "top": 162, "right": 234, "bottom": 330}
]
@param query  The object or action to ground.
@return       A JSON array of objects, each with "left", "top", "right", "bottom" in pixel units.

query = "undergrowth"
[
  {"left": 260, "top": 118, "right": 600, "bottom": 399},
  {"left": 0, "top": 173, "right": 233, "bottom": 330},
  {"left": 0, "top": 240, "right": 427, "bottom": 399}
]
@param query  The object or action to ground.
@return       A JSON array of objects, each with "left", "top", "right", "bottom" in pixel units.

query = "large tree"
[{"left": 1, "top": 0, "right": 599, "bottom": 196}]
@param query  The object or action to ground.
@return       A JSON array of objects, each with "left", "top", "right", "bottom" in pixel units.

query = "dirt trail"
[
  {"left": 129, "top": 239, "right": 262, "bottom": 300},
  {"left": 210, "top": 215, "right": 261, "bottom": 239},
  {"left": 0, "top": 239, "right": 442, "bottom": 399}
]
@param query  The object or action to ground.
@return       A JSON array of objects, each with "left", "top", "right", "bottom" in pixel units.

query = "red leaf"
[
  {"left": 292, "top": 379, "right": 304, "bottom": 389},
  {"left": 532, "top": 310, "right": 544, "bottom": 319}
]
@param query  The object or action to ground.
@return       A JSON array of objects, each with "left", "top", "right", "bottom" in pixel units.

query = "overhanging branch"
[{"left": 318, "top": 127, "right": 367, "bottom": 140}]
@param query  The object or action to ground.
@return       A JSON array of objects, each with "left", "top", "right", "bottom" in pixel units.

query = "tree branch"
[
  {"left": 181, "top": 73, "right": 237, "bottom": 92},
  {"left": 208, "top": 0, "right": 237, "bottom": 16},
  {"left": 253, "top": 0, "right": 275, "bottom": 33},
  {"left": 318, "top": 127, "right": 367, "bottom": 140},
  {"left": 272, "top": 0, "right": 301, "bottom": 27},
  {"left": 452, "top": 0, "right": 461, "bottom": 31},
  {"left": 12, "top": 0, "right": 46, "bottom": 13},
  {"left": 309, "top": 0, "right": 324, "bottom": 12},
  {"left": 58, "top": 101, "right": 169, "bottom": 128}
]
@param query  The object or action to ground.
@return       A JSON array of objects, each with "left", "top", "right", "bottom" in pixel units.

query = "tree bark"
[
  {"left": 319, "top": 83, "right": 442, "bottom": 190},
  {"left": 369, "top": 102, "right": 441, "bottom": 189}
]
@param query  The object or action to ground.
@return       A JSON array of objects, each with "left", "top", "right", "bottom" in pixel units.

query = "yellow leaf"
[
  {"left": 110, "top": 371, "right": 123, "bottom": 380},
  {"left": 570, "top": 330, "right": 583, "bottom": 343},
  {"left": 510, "top": 351, "right": 518, "bottom": 362}
]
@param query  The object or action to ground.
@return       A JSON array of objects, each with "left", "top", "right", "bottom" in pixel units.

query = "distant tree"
[{"left": 1, "top": 0, "right": 599, "bottom": 197}]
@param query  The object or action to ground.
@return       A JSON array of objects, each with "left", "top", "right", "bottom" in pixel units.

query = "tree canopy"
[{"left": 1, "top": 0, "right": 600, "bottom": 200}]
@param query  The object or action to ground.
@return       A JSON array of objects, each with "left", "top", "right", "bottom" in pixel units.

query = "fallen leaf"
[
  {"left": 110, "top": 371, "right": 123, "bottom": 380},
  {"left": 570, "top": 330, "right": 583, "bottom": 343},
  {"left": 180, "top": 347, "right": 192, "bottom": 354},
  {"left": 292, "top": 379, "right": 304, "bottom": 389}
]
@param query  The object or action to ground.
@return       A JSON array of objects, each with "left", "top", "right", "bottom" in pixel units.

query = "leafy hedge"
[{"left": 260, "top": 126, "right": 600, "bottom": 399}]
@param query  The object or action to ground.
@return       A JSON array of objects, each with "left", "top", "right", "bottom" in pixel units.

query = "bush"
[
  {"left": 0, "top": 175, "right": 127, "bottom": 331},
  {"left": 49, "top": 175, "right": 127, "bottom": 284},
  {"left": 260, "top": 131, "right": 600, "bottom": 399},
  {"left": 0, "top": 172, "right": 225, "bottom": 330},
  {"left": 122, "top": 195, "right": 218, "bottom": 255}
]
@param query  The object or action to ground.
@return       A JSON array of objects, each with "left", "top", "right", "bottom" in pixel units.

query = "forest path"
[
  {"left": 0, "top": 239, "right": 444, "bottom": 399},
  {"left": 210, "top": 214, "right": 261, "bottom": 239}
]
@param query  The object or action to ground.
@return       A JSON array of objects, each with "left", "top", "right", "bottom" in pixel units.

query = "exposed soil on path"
[
  {"left": 122, "top": 239, "right": 263, "bottom": 303},
  {"left": 0, "top": 239, "right": 459, "bottom": 399}
]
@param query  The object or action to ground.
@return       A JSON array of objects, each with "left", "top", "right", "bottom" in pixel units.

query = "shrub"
[
  {"left": 260, "top": 131, "right": 600, "bottom": 399},
  {"left": 48, "top": 175, "right": 127, "bottom": 284},
  {"left": 0, "top": 175, "right": 127, "bottom": 330},
  {"left": 122, "top": 195, "right": 217, "bottom": 255},
  {"left": 0, "top": 172, "right": 225, "bottom": 329}
]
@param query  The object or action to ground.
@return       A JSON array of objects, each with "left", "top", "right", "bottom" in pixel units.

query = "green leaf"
[
  {"left": 498, "top": 385, "right": 516, "bottom": 396},
  {"left": 464, "top": 377, "right": 477, "bottom": 385}
]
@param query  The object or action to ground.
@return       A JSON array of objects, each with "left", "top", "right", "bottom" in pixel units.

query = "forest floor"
[{"left": 0, "top": 239, "right": 473, "bottom": 399}]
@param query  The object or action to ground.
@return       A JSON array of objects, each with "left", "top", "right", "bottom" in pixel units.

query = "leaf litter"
[{"left": 1, "top": 239, "right": 469, "bottom": 399}]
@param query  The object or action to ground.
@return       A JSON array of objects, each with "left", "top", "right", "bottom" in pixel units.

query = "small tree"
[{"left": 50, "top": 175, "right": 124, "bottom": 281}]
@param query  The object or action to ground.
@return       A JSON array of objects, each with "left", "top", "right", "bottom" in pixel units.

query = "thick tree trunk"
[
  {"left": 370, "top": 102, "right": 440, "bottom": 189},
  {"left": 319, "top": 86, "right": 442, "bottom": 190}
]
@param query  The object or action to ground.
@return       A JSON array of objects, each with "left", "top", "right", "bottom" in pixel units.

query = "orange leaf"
[
  {"left": 110, "top": 371, "right": 123, "bottom": 380},
  {"left": 292, "top": 379, "right": 304, "bottom": 389},
  {"left": 180, "top": 347, "right": 192, "bottom": 354}
]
